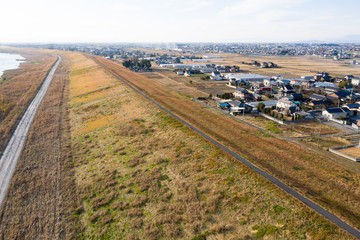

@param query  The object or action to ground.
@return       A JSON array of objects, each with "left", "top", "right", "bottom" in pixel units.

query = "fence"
[{"left": 329, "top": 145, "right": 360, "bottom": 162}]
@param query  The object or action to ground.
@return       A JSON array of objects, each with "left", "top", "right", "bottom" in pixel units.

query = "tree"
[
  {"left": 339, "top": 80, "right": 349, "bottom": 88},
  {"left": 140, "top": 59, "right": 152, "bottom": 69},
  {"left": 122, "top": 60, "right": 133, "bottom": 68},
  {"left": 257, "top": 102, "right": 265, "bottom": 112}
]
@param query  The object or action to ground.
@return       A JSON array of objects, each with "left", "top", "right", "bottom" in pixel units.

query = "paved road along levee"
[
  {"left": 92, "top": 56, "right": 360, "bottom": 239},
  {"left": 0, "top": 55, "right": 61, "bottom": 209}
]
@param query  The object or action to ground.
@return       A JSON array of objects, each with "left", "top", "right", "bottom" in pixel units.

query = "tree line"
[{"left": 122, "top": 59, "right": 152, "bottom": 70}]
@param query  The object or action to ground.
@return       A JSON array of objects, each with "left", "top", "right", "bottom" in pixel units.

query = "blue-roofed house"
[{"left": 218, "top": 102, "right": 231, "bottom": 109}]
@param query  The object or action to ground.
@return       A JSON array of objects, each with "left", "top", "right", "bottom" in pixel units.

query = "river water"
[{"left": 0, "top": 53, "right": 25, "bottom": 78}]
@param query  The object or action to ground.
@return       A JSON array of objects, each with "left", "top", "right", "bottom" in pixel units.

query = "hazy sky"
[{"left": 1, "top": 0, "right": 359, "bottom": 43}]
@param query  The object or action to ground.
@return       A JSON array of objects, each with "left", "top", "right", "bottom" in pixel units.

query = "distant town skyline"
[{"left": 1, "top": 0, "right": 360, "bottom": 43}]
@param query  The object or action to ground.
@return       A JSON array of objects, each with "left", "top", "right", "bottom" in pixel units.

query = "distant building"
[
  {"left": 226, "top": 74, "right": 270, "bottom": 86},
  {"left": 210, "top": 71, "right": 223, "bottom": 80}
]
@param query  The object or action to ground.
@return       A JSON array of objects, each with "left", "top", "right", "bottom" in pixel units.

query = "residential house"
[
  {"left": 351, "top": 77, "right": 360, "bottom": 86},
  {"left": 322, "top": 107, "right": 351, "bottom": 120},
  {"left": 291, "top": 93, "right": 303, "bottom": 101},
  {"left": 227, "top": 100, "right": 251, "bottom": 115},
  {"left": 211, "top": 71, "right": 223, "bottom": 80},
  {"left": 279, "top": 84, "right": 295, "bottom": 96},
  {"left": 345, "top": 75, "right": 355, "bottom": 81},
  {"left": 276, "top": 79, "right": 291, "bottom": 86},
  {"left": 290, "top": 79, "right": 304, "bottom": 86},
  {"left": 276, "top": 98, "right": 298, "bottom": 114},
  {"left": 343, "top": 103, "right": 360, "bottom": 116},
  {"left": 331, "top": 90, "right": 352, "bottom": 103},
  {"left": 300, "top": 80, "right": 315, "bottom": 89},
  {"left": 310, "top": 94, "right": 326, "bottom": 101},
  {"left": 263, "top": 78, "right": 276, "bottom": 87},
  {"left": 201, "top": 68, "right": 216, "bottom": 74},
  {"left": 325, "top": 86, "right": 339, "bottom": 94},
  {"left": 218, "top": 102, "right": 231, "bottom": 109},
  {"left": 308, "top": 100, "right": 334, "bottom": 110},
  {"left": 234, "top": 87, "right": 252, "bottom": 100}
]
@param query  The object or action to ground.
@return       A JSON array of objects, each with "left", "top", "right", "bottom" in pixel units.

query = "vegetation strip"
[
  {"left": 0, "top": 56, "right": 61, "bottom": 209},
  {"left": 92, "top": 56, "right": 360, "bottom": 239}
]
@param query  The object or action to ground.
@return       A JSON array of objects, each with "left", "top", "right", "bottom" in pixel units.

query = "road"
[
  {"left": 92, "top": 56, "right": 360, "bottom": 239},
  {"left": 0, "top": 55, "right": 61, "bottom": 209}
]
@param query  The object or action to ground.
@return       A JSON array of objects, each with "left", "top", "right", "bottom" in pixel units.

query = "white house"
[
  {"left": 211, "top": 71, "right": 223, "bottom": 80},
  {"left": 226, "top": 74, "right": 270, "bottom": 86},
  {"left": 351, "top": 77, "right": 360, "bottom": 86},
  {"left": 263, "top": 78, "right": 276, "bottom": 87},
  {"left": 276, "top": 98, "right": 298, "bottom": 114},
  {"left": 322, "top": 107, "right": 351, "bottom": 120}
]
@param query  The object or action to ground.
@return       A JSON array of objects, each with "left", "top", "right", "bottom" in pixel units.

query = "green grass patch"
[
  {"left": 252, "top": 224, "right": 279, "bottom": 238},
  {"left": 266, "top": 121, "right": 282, "bottom": 134}
]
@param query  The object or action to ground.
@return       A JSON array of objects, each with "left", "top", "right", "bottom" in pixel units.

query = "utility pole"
[{"left": 243, "top": 99, "right": 246, "bottom": 117}]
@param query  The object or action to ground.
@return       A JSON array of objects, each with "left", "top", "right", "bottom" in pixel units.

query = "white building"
[
  {"left": 211, "top": 71, "right": 223, "bottom": 80},
  {"left": 322, "top": 107, "right": 351, "bottom": 120},
  {"left": 225, "top": 73, "right": 270, "bottom": 82},
  {"left": 351, "top": 78, "right": 360, "bottom": 86},
  {"left": 276, "top": 98, "right": 298, "bottom": 114},
  {"left": 263, "top": 78, "right": 276, "bottom": 87}
]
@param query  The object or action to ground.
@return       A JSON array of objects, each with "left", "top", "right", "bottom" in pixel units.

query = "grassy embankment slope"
[
  {"left": 94, "top": 56, "right": 360, "bottom": 233},
  {"left": 0, "top": 51, "right": 75, "bottom": 239},
  {"left": 0, "top": 47, "right": 57, "bottom": 155},
  {"left": 67, "top": 52, "right": 353, "bottom": 239}
]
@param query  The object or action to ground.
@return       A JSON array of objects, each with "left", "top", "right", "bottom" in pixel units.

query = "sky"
[{"left": 0, "top": 0, "right": 359, "bottom": 43}]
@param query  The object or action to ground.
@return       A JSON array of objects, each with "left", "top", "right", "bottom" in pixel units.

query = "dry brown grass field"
[
  {"left": 0, "top": 47, "right": 57, "bottom": 155},
  {"left": 338, "top": 147, "right": 360, "bottom": 159},
  {"left": 238, "top": 115, "right": 341, "bottom": 138},
  {"left": 94, "top": 55, "right": 360, "bottom": 234},
  {"left": 0, "top": 51, "right": 76, "bottom": 239},
  {"left": 65, "top": 52, "right": 356, "bottom": 239}
]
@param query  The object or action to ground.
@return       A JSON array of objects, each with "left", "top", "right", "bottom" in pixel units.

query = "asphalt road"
[
  {"left": 0, "top": 55, "right": 61, "bottom": 209},
  {"left": 93, "top": 56, "right": 360, "bottom": 239}
]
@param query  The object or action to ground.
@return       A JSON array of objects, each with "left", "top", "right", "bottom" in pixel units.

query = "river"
[{"left": 0, "top": 53, "right": 25, "bottom": 78}]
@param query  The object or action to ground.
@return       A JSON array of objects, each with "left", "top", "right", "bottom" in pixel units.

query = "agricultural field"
[
  {"left": 94, "top": 56, "right": 360, "bottom": 234},
  {"left": 219, "top": 53, "right": 360, "bottom": 78},
  {"left": 66, "top": 52, "right": 354, "bottom": 239},
  {"left": 0, "top": 47, "right": 57, "bottom": 155},
  {"left": 126, "top": 48, "right": 360, "bottom": 79}
]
